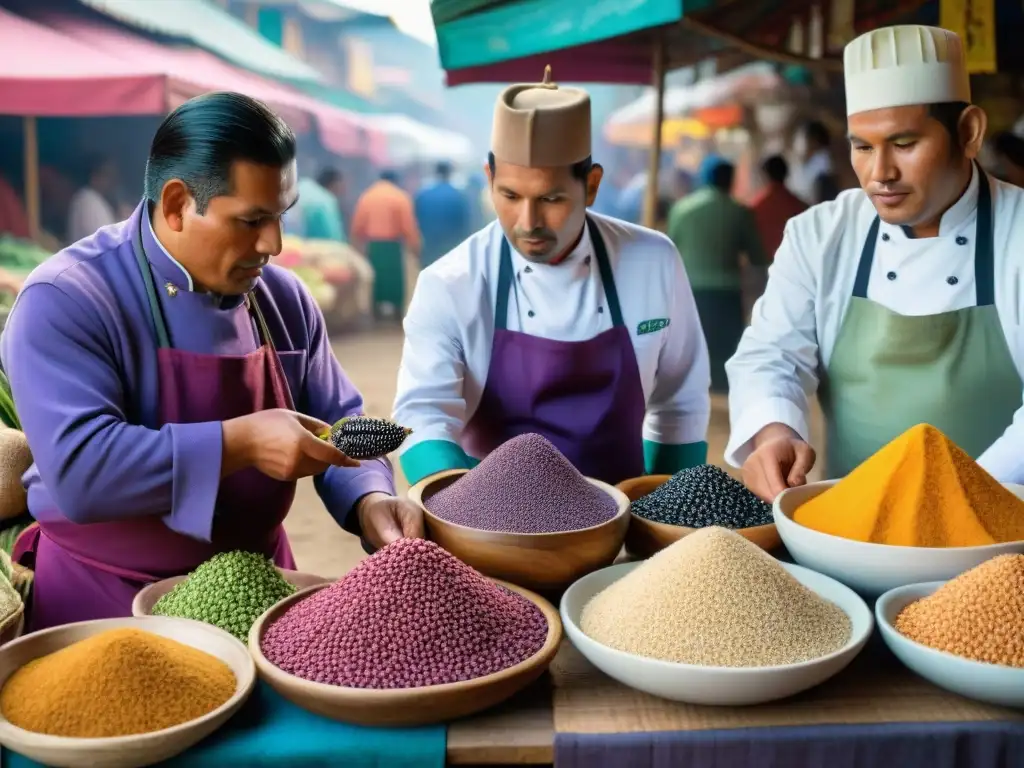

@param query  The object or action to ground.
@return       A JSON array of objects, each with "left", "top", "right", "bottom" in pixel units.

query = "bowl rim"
[
  {"left": 875, "top": 580, "right": 1024, "bottom": 675},
  {"left": 0, "top": 615, "right": 256, "bottom": 748},
  {"left": 561, "top": 560, "right": 873, "bottom": 676},
  {"left": 774, "top": 480, "right": 1024, "bottom": 554},
  {"left": 249, "top": 578, "right": 564, "bottom": 698},
  {"left": 410, "top": 468, "right": 631, "bottom": 538},
  {"left": 132, "top": 567, "right": 332, "bottom": 618}
]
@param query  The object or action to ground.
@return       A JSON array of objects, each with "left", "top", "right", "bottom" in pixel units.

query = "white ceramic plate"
[
  {"left": 560, "top": 561, "right": 872, "bottom": 706},
  {"left": 876, "top": 580, "right": 1024, "bottom": 709},
  {"left": 774, "top": 481, "right": 1024, "bottom": 597}
]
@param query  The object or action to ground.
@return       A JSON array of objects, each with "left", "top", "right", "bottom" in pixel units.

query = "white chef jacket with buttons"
[
  {"left": 392, "top": 212, "right": 712, "bottom": 486},
  {"left": 725, "top": 165, "right": 1024, "bottom": 482}
]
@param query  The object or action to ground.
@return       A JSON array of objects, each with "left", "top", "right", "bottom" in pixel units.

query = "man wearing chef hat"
[
  {"left": 391, "top": 66, "right": 711, "bottom": 488},
  {"left": 726, "top": 25, "right": 1024, "bottom": 501}
]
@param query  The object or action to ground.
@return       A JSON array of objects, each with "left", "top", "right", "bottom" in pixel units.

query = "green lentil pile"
[{"left": 152, "top": 551, "right": 296, "bottom": 641}]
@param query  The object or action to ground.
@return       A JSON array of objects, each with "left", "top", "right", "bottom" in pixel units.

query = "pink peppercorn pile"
[
  {"left": 260, "top": 539, "right": 549, "bottom": 689},
  {"left": 425, "top": 433, "right": 619, "bottom": 533}
]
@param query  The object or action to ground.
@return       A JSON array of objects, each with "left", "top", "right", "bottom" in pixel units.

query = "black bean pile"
[{"left": 631, "top": 464, "right": 773, "bottom": 529}]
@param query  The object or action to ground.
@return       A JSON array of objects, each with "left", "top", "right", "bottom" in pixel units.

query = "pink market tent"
[
  {"left": 43, "top": 15, "right": 386, "bottom": 160},
  {"left": 0, "top": 7, "right": 168, "bottom": 116}
]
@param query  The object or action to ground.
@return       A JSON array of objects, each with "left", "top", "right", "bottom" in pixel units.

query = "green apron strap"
[
  {"left": 495, "top": 236, "right": 514, "bottom": 332},
  {"left": 248, "top": 293, "right": 277, "bottom": 352},
  {"left": 131, "top": 214, "right": 172, "bottom": 350}
]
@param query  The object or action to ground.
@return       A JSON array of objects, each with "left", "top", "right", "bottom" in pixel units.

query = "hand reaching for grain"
[{"left": 742, "top": 423, "right": 816, "bottom": 503}]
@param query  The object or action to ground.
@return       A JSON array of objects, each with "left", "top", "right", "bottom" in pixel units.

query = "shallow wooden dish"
[
  {"left": 618, "top": 474, "right": 781, "bottom": 559},
  {"left": 408, "top": 468, "right": 631, "bottom": 592},
  {"left": 0, "top": 616, "right": 256, "bottom": 768},
  {"left": 249, "top": 581, "right": 563, "bottom": 727},
  {"left": 132, "top": 568, "right": 332, "bottom": 617}
]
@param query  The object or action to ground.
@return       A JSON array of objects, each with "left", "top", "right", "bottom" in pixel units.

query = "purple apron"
[
  {"left": 14, "top": 217, "right": 297, "bottom": 631},
  {"left": 462, "top": 215, "right": 646, "bottom": 485}
]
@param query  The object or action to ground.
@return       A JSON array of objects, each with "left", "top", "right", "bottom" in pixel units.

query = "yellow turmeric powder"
[
  {"left": 0, "top": 628, "right": 236, "bottom": 737},
  {"left": 793, "top": 424, "right": 1024, "bottom": 547}
]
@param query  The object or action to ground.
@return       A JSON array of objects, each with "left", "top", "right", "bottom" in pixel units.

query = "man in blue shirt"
[{"left": 414, "top": 162, "right": 470, "bottom": 268}]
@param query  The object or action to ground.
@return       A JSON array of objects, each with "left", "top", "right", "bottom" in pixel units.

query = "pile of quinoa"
[
  {"left": 425, "top": 433, "right": 618, "bottom": 533},
  {"left": 261, "top": 539, "right": 549, "bottom": 689},
  {"left": 581, "top": 527, "right": 851, "bottom": 667},
  {"left": 631, "top": 464, "right": 773, "bottom": 529}
]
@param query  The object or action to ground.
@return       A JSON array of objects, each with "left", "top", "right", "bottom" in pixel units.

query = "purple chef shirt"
[{"left": 0, "top": 202, "right": 393, "bottom": 541}]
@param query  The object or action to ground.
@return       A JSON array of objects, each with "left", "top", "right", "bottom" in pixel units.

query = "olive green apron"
[
  {"left": 366, "top": 239, "right": 405, "bottom": 312},
  {"left": 821, "top": 166, "right": 1022, "bottom": 478}
]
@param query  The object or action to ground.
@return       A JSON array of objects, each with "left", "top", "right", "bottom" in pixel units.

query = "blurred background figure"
[
  {"left": 350, "top": 169, "right": 421, "bottom": 318},
  {"left": 789, "top": 120, "right": 839, "bottom": 205},
  {"left": 65, "top": 155, "right": 118, "bottom": 243},
  {"left": 991, "top": 131, "right": 1024, "bottom": 187},
  {"left": 668, "top": 154, "right": 765, "bottom": 393},
  {"left": 297, "top": 167, "right": 347, "bottom": 242},
  {"left": 414, "top": 161, "right": 469, "bottom": 268}
]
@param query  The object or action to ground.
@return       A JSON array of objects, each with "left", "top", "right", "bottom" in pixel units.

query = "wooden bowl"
[
  {"left": 618, "top": 475, "right": 782, "bottom": 559},
  {"left": 132, "top": 568, "right": 332, "bottom": 617},
  {"left": 408, "top": 469, "right": 631, "bottom": 592},
  {"left": 0, "top": 616, "right": 256, "bottom": 768},
  {"left": 249, "top": 581, "right": 562, "bottom": 727}
]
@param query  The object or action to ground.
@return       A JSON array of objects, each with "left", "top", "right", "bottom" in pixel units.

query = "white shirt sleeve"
[
  {"left": 642, "top": 252, "right": 711, "bottom": 445},
  {"left": 724, "top": 219, "right": 821, "bottom": 467},
  {"left": 976, "top": 415, "right": 1024, "bottom": 483},
  {"left": 392, "top": 269, "right": 470, "bottom": 452}
]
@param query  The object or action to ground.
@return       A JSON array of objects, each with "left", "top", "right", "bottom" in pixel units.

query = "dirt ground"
[{"left": 284, "top": 327, "right": 824, "bottom": 579}]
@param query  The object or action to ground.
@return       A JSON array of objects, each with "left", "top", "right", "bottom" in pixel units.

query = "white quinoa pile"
[{"left": 580, "top": 527, "right": 852, "bottom": 667}]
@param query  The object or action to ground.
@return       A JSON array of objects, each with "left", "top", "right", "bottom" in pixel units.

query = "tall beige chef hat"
[
  {"left": 491, "top": 65, "right": 591, "bottom": 167},
  {"left": 844, "top": 25, "right": 971, "bottom": 116}
]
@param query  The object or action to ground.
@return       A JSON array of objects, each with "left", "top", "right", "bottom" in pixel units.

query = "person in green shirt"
[
  {"left": 667, "top": 155, "right": 766, "bottom": 393},
  {"left": 296, "top": 169, "right": 346, "bottom": 242}
]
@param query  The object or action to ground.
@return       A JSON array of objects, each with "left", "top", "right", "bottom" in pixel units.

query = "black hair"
[
  {"left": 486, "top": 151, "right": 594, "bottom": 186},
  {"left": 380, "top": 169, "right": 400, "bottom": 184},
  {"left": 317, "top": 168, "right": 342, "bottom": 188},
  {"left": 993, "top": 131, "right": 1024, "bottom": 168},
  {"left": 710, "top": 161, "right": 735, "bottom": 192},
  {"left": 144, "top": 92, "right": 296, "bottom": 214},
  {"left": 803, "top": 120, "right": 831, "bottom": 148},
  {"left": 927, "top": 101, "right": 971, "bottom": 147},
  {"left": 435, "top": 161, "right": 453, "bottom": 179},
  {"left": 762, "top": 155, "right": 788, "bottom": 184}
]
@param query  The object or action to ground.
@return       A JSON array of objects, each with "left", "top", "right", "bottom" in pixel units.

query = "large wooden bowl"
[
  {"left": 0, "top": 616, "right": 255, "bottom": 768},
  {"left": 408, "top": 468, "right": 631, "bottom": 592},
  {"left": 249, "top": 581, "right": 562, "bottom": 726},
  {"left": 132, "top": 568, "right": 332, "bottom": 617},
  {"left": 618, "top": 475, "right": 781, "bottom": 559}
]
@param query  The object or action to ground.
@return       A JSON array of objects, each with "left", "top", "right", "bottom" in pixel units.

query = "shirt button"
[
  {"left": 887, "top": 271, "right": 897, "bottom": 281},
  {"left": 881, "top": 233, "right": 891, "bottom": 242},
  {"left": 955, "top": 235, "right": 968, "bottom": 246},
  {"left": 597, "top": 306, "right": 604, "bottom": 314},
  {"left": 527, "top": 310, "right": 535, "bottom": 318},
  {"left": 524, "top": 266, "right": 533, "bottom": 273},
  {"left": 584, "top": 256, "right": 592, "bottom": 265},
  {"left": 947, "top": 276, "right": 959, "bottom": 286}
]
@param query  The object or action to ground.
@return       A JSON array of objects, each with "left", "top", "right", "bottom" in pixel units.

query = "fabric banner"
[{"left": 940, "top": 0, "right": 997, "bottom": 73}]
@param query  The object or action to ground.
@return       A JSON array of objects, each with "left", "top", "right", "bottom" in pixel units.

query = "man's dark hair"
[
  {"left": 144, "top": 91, "right": 296, "bottom": 214},
  {"left": 762, "top": 155, "right": 788, "bottom": 184},
  {"left": 803, "top": 120, "right": 831, "bottom": 149},
  {"left": 709, "top": 161, "right": 735, "bottom": 192},
  {"left": 486, "top": 151, "right": 593, "bottom": 186},
  {"left": 928, "top": 101, "right": 971, "bottom": 148},
  {"left": 380, "top": 169, "right": 400, "bottom": 184},
  {"left": 435, "top": 161, "right": 453, "bottom": 179},
  {"left": 317, "top": 168, "right": 342, "bottom": 189}
]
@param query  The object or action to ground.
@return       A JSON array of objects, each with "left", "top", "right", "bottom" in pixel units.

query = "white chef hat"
[{"left": 844, "top": 25, "right": 971, "bottom": 116}]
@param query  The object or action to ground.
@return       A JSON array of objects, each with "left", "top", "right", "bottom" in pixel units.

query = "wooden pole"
[
  {"left": 642, "top": 32, "right": 667, "bottom": 229},
  {"left": 23, "top": 117, "right": 39, "bottom": 241}
]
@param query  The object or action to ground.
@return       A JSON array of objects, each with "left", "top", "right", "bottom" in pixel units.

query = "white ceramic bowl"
[
  {"left": 774, "top": 481, "right": 1024, "bottom": 598},
  {"left": 560, "top": 561, "right": 873, "bottom": 706},
  {"left": 877, "top": 581, "right": 1024, "bottom": 709},
  {"left": 0, "top": 616, "right": 256, "bottom": 768}
]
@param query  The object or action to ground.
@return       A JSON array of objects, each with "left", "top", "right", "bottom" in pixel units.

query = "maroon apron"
[
  {"left": 462, "top": 215, "right": 647, "bottom": 485},
  {"left": 14, "top": 218, "right": 296, "bottom": 631}
]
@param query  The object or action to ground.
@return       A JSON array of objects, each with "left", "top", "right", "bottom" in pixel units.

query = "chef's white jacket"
[
  {"left": 725, "top": 165, "right": 1024, "bottom": 482},
  {"left": 392, "top": 212, "right": 711, "bottom": 485}
]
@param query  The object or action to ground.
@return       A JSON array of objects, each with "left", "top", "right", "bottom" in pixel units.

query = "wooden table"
[{"left": 446, "top": 677, "right": 554, "bottom": 766}]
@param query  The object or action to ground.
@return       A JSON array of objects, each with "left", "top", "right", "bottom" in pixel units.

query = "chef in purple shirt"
[{"left": 1, "top": 93, "right": 423, "bottom": 631}]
